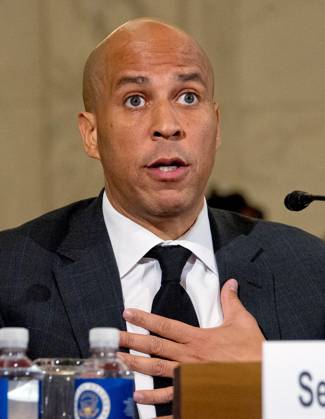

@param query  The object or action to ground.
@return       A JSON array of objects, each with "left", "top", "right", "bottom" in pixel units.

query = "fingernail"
[
  {"left": 123, "top": 309, "right": 134, "bottom": 320},
  {"left": 228, "top": 278, "right": 238, "bottom": 292},
  {"left": 133, "top": 391, "right": 144, "bottom": 403}
]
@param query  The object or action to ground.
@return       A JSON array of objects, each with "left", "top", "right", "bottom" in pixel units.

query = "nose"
[{"left": 150, "top": 101, "right": 184, "bottom": 141}]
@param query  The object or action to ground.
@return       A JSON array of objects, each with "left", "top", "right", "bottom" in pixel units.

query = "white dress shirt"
[{"left": 102, "top": 192, "right": 223, "bottom": 419}]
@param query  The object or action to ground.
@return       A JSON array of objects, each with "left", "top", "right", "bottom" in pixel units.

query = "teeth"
[{"left": 158, "top": 165, "right": 178, "bottom": 172}]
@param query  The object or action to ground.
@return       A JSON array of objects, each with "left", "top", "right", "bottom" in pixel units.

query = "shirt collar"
[{"left": 102, "top": 192, "right": 217, "bottom": 278}]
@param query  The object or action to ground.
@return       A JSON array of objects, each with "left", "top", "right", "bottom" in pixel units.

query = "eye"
[
  {"left": 178, "top": 92, "right": 199, "bottom": 105},
  {"left": 125, "top": 95, "right": 145, "bottom": 108}
]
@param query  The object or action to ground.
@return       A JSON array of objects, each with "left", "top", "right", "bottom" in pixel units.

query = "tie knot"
[{"left": 146, "top": 245, "right": 192, "bottom": 283}]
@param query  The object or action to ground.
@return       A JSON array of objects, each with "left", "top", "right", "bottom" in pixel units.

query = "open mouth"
[{"left": 146, "top": 157, "right": 188, "bottom": 172}]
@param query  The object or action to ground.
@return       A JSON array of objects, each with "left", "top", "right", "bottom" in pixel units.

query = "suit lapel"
[
  {"left": 209, "top": 209, "right": 281, "bottom": 339},
  {"left": 50, "top": 197, "right": 282, "bottom": 357},
  {"left": 53, "top": 193, "right": 126, "bottom": 357}
]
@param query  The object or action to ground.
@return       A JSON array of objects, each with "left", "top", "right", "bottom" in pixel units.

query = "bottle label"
[
  {"left": 0, "top": 378, "right": 8, "bottom": 417},
  {"left": 74, "top": 378, "right": 134, "bottom": 419},
  {"left": 0, "top": 378, "right": 41, "bottom": 418}
]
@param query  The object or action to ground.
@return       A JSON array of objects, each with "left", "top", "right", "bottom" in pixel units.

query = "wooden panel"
[{"left": 174, "top": 362, "right": 261, "bottom": 419}]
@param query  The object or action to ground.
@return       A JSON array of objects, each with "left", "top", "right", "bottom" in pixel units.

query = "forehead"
[{"left": 105, "top": 34, "right": 210, "bottom": 90}]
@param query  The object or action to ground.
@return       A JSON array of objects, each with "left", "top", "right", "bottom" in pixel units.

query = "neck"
[
  {"left": 105, "top": 190, "right": 204, "bottom": 240},
  {"left": 139, "top": 212, "right": 199, "bottom": 240}
]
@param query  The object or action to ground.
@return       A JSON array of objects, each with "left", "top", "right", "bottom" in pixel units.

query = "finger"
[
  {"left": 221, "top": 278, "right": 246, "bottom": 321},
  {"left": 119, "top": 331, "right": 186, "bottom": 361},
  {"left": 117, "top": 352, "right": 178, "bottom": 377},
  {"left": 156, "top": 416, "right": 173, "bottom": 419},
  {"left": 134, "top": 386, "right": 173, "bottom": 405},
  {"left": 123, "top": 308, "right": 195, "bottom": 343}
]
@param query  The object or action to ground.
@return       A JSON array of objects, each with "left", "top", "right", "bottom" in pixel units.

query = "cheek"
[
  {"left": 186, "top": 107, "right": 218, "bottom": 141},
  {"left": 190, "top": 124, "right": 217, "bottom": 177},
  {"left": 96, "top": 112, "right": 148, "bottom": 180},
  {"left": 192, "top": 119, "right": 217, "bottom": 154},
  {"left": 99, "top": 135, "right": 142, "bottom": 184}
]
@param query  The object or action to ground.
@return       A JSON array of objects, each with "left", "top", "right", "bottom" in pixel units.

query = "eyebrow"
[
  {"left": 177, "top": 72, "right": 206, "bottom": 87},
  {"left": 115, "top": 76, "right": 149, "bottom": 90},
  {"left": 114, "top": 72, "right": 207, "bottom": 90}
]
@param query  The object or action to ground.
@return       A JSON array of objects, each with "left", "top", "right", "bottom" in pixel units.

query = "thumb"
[{"left": 221, "top": 278, "right": 243, "bottom": 321}]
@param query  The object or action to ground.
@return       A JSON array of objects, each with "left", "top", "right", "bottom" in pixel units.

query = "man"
[{"left": 0, "top": 18, "right": 324, "bottom": 419}]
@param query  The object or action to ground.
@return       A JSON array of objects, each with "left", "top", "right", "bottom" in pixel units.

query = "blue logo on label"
[
  {"left": 74, "top": 378, "right": 134, "bottom": 419},
  {"left": 75, "top": 383, "right": 111, "bottom": 419}
]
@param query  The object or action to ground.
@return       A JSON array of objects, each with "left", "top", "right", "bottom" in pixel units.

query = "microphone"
[{"left": 284, "top": 191, "right": 325, "bottom": 211}]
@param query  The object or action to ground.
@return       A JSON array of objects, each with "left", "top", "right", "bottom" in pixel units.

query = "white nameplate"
[{"left": 263, "top": 341, "right": 325, "bottom": 419}]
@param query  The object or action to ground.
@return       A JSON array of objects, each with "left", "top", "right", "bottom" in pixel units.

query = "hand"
[
  {"left": 117, "top": 352, "right": 176, "bottom": 406},
  {"left": 119, "top": 278, "right": 265, "bottom": 405}
]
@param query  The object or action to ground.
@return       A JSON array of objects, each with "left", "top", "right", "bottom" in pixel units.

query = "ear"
[
  {"left": 214, "top": 103, "right": 221, "bottom": 150},
  {"left": 78, "top": 111, "right": 100, "bottom": 160}
]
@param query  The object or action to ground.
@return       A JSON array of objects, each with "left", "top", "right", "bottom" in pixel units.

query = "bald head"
[{"left": 82, "top": 18, "right": 215, "bottom": 112}]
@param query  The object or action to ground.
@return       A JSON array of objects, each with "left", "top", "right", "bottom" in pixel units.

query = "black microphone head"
[{"left": 284, "top": 191, "right": 313, "bottom": 211}]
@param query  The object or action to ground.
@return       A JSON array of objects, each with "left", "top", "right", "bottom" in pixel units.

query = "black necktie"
[{"left": 146, "top": 245, "right": 199, "bottom": 417}]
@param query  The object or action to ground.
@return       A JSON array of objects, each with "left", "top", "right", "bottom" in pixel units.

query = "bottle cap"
[
  {"left": 89, "top": 327, "right": 120, "bottom": 349},
  {"left": 0, "top": 327, "right": 29, "bottom": 349}
]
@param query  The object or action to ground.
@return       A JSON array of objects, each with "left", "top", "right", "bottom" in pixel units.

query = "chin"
[{"left": 147, "top": 193, "right": 199, "bottom": 218}]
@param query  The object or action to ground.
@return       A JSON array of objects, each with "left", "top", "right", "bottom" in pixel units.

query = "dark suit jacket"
[{"left": 0, "top": 192, "right": 325, "bottom": 360}]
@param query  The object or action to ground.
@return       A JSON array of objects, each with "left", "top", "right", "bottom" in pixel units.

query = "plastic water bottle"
[
  {"left": 0, "top": 327, "right": 42, "bottom": 418},
  {"left": 74, "top": 327, "right": 135, "bottom": 419}
]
